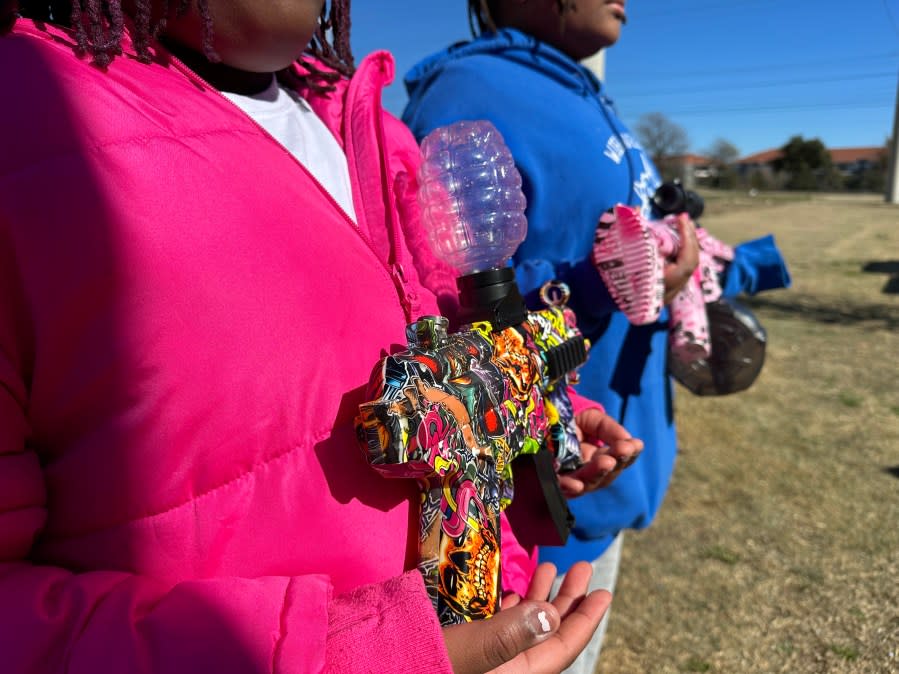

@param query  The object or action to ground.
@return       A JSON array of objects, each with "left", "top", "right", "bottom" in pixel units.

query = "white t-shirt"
[{"left": 223, "top": 77, "right": 357, "bottom": 223}]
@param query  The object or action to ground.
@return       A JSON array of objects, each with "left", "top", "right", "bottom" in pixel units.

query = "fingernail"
[
  {"left": 527, "top": 607, "right": 555, "bottom": 639},
  {"left": 536, "top": 610, "right": 552, "bottom": 633}
]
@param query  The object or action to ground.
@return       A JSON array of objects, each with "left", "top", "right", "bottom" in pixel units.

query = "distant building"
[
  {"left": 734, "top": 148, "right": 783, "bottom": 173},
  {"left": 662, "top": 154, "right": 715, "bottom": 187},
  {"left": 672, "top": 154, "right": 716, "bottom": 178},
  {"left": 662, "top": 146, "right": 886, "bottom": 190},
  {"left": 828, "top": 147, "right": 887, "bottom": 176},
  {"left": 730, "top": 145, "right": 887, "bottom": 191},
  {"left": 734, "top": 146, "right": 885, "bottom": 177},
  {"left": 732, "top": 149, "right": 783, "bottom": 188}
]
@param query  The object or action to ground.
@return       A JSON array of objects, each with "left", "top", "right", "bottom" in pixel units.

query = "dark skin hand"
[
  {"left": 443, "top": 562, "right": 611, "bottom": 674},
  {"left": 662, "top": 213, "right": 700, "bottom": 304},
  {"left": 558, "top": 408, "right": 645, "bottom": 496}
]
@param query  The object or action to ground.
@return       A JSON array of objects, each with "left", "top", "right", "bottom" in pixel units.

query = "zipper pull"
[{"left": 390, "top": 263, "right": 419, "bottom": 321}]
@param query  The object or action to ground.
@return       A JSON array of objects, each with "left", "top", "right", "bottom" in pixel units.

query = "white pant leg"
[{"left": 550, "top": 532, "right": 624, "bottom": 674}]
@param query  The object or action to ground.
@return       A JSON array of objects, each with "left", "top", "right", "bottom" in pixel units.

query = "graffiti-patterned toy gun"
[{"left": 355, "top": 121, "right": 588, "bottom": 626}]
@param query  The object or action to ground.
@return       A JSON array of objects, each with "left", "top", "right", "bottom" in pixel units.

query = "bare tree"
[
  {"left": 706, "top": 138, "right": 740, "bottom": 188},
  {"left": 634, "top": 112, "right": 689, "bottom": 181},
  {"left": 706, "top": 138, "right": 740, "bottom": 167}
]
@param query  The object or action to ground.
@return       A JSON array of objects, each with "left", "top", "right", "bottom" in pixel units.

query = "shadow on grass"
[
  {"left": 862, "top": 260, "right": 899, "bottom": 295},
  {"left": 744, "top": 294, "right": 899, "bottom": 330},
  {"left": 884, "top": 466, "right": 899, "bottom": 480}
]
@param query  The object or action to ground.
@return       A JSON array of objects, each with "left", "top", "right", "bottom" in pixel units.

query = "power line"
[
  {"left": 635, "top": 0, "right": 898, "bottom": 39},
  {"left": 611, "top": 51, "right": 899, "bottom": 79},
  {"left": 637, "top": 0, "right": 780, "bottom": 19},
  {"left": 625, "top": 100, "right": 893, "bottom": 118},
  {"left": 615, "top": 71, "right": 896, "bottom": 98},
  {"left": 881, "top": 0, "right": 899, "bottom": 40}
]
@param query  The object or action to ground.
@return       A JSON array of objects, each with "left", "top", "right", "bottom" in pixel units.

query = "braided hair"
[
  {"left": 300, "top": 0, "right": 355, "bottom": 89},
  {"left": 467, "top": 0, "right": 576, "bottom": 36},
  {"left": 1, "top": 0, "right": 355, "bottom": 81},
  {"left": 467, "top": 0, "right": 497, "bottom": 35}
]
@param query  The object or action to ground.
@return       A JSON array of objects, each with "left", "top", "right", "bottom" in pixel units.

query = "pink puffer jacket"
[{"left": 0, "top": 19, "right": 535, "bottom": 674}]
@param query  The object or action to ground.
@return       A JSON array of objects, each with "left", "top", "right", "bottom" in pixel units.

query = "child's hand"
[
  {"left": 663, "top": 213, "right": 700, "bottom": 304},
  {"left": 558, "top": 408, "right": 644, "bottom": 496},
  {"left": 442, "top": 562, "right": 611, "bottom": 674}
]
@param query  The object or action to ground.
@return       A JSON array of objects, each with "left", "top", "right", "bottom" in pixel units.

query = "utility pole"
[{"left": 887, "top": 69, "right": 899, "bottom": 204}]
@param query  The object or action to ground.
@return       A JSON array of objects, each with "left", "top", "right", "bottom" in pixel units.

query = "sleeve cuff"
[
  {"left": 325, "top": 571, "right": 452, "bottom": 674},
  {"left": 568, "top": 388, "right": 604, "bottom": 416},
  {"left": 722, "top": 234, "right": 792, "bottom": 297}
]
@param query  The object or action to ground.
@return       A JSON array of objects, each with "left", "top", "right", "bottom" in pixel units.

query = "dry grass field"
[{"left": 596, "top": 192, "right": 899, "bottom": 673}]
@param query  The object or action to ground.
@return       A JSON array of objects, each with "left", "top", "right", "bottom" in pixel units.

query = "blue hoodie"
[{"left": 403, "top": 28, "right": 675, "bottom": 572}]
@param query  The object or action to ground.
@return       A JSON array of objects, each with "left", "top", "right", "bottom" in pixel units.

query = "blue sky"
[{"left": 351, "top": 0, "right": 899, "bottom": 158}]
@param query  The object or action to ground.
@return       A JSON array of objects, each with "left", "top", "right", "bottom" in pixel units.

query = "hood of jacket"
[{"left": 404, "top": 27, "right": 611, "bottom": 111}]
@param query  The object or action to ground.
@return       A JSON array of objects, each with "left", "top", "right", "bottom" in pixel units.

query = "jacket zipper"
[{"left": 346, "top": 57, "right": 417, "bottom": 322}]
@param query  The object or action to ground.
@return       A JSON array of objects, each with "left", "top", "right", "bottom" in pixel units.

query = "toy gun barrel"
[{"left": 653, "top": 180, "right": 705, "bottom": 220}]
